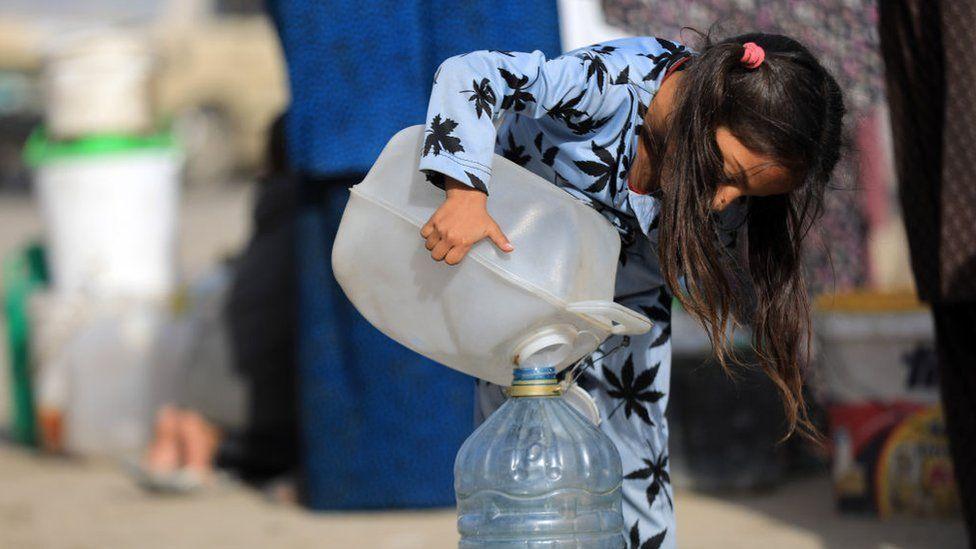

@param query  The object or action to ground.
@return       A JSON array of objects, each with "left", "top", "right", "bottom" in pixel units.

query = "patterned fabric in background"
[
  {"left": 936, "top": 0, "right": 976, "bottom": 300},
  {"left": 881, "top": 0, "right": 976, "bottom": 301},
  {"left": 807, "top": 156, "right": 870, "bottom": 291},
  {"left": 601, "top": 0, "right": 883, "bottom": 113},
  {"left": 602, "top": 0, "right": 884, "bottom": 292}
]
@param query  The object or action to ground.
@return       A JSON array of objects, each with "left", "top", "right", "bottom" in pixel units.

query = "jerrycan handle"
[{"left": 567, "top": 301, "right": 653, "bottom": 335}]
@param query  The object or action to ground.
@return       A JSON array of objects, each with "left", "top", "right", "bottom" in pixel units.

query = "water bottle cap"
[{"left": 509, "top": 366, "right": 561, "bottom": 397}]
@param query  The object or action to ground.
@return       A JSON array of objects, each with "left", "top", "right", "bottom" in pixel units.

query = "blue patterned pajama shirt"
[{"left": 418, "top": 36, "right": 710, "bottom": 549}]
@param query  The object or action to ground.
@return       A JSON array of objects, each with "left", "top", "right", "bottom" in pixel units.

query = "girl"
[{"left": 418, "top": 33, "right": 844, "bottom": 547}]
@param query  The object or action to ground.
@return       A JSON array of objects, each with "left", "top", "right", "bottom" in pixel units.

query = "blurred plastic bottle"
[{"left": 455, "top": 366, "right": 625, "bottom": 548}]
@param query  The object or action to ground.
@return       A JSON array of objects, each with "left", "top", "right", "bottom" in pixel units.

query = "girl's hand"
[{"left": 420, "top": 177, "right": 514, "bottom": 265}]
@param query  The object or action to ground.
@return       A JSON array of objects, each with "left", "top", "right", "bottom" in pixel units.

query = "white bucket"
[
  {"left": 813, "top": 293, "right": 938, "bottom": 405},
  {"left": 30, "top": 136, "right": 181, "bottom": 298},
  {"left": 43, "top": 32, "right": 154, "bottom": 139}
]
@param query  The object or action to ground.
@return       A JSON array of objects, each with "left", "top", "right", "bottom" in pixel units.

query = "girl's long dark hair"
[{"left": 641, "top": 32, "right": 845, "bottom": 440}]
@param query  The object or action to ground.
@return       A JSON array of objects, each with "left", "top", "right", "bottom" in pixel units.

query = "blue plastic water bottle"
[{"left": 455, "top": 366, "right": 626, "bottom": 547}]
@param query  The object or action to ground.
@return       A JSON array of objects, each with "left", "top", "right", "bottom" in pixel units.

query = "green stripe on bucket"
[{"left": 23, "top": 128, "right": 178, "bottom": 167}]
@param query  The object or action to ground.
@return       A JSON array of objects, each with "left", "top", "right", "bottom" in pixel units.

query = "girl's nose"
[{"left": 711, "top": 185, "right": 742, "bottom": 211}]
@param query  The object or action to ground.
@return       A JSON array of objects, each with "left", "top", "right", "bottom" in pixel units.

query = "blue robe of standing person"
[{"left": 264, "top": 0, "right": 564, "bottom": 510}]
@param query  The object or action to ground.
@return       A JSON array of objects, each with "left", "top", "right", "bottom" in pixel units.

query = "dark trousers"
[
  {"left": 933, "top": 303, "right": 976, "bottom": 545},
  {"left": 881, "top": 1, "right": 976, "bottom": 543}
]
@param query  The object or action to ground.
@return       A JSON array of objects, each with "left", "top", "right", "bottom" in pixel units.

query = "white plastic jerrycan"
[{"left": 332, "top": 126, "right": 651, "bottom": 386}]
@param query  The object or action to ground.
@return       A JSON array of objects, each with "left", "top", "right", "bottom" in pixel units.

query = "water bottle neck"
[{"left": 509, "top": 366, "right": 562, "bottom": 398}]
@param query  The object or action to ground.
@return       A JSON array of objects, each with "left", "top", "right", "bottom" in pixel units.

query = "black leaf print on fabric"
[
  {"left": 609, "top": 119, "right": 633, "bottom": 199},
  {"left": 649, "top": 325, "right": 671, "bottom": 349},
  {"left": 591, "top": 45, "right": 617, "bottom": 55},
  {"left": 424, "top": 115, "right": 464, "bottom": 156},
  {"left": 614, "top": 66, "right": 631, "bottom": 85},
  {"left": 619, "top": 153, "right": 631, "bottom": 182},
  {"left": 501, "top": 133, "right": 531, "bottom": 166},
  {"left": 628, "top": 520, "right": 640, "bottom": 548},
  {"left": 568, "top": 114, "right": 613, "bottom": 136},
  {"left": 644, "top": 529, "right": 667, "bottom": 549},
  {"left": 642, "top": 39, "right": 689, "bottom": 82},
  {"left": 488, "top": 49, "right": 516, "bottom": 57},
  {"left": 553, "top": 170, "right": 574, "bottom": 189},
  {"left": 603, "top": 355, "right": 665, "bottom": 426},
  {"left": 657, "top": 38, "right": 684, "bottom": 55},
  {"left": 465, "top": 171, "right": 488, "bottom": 193},
  {"left": 425, "top": 171, "right": 446, "bottom": 189},
  {"left": 541, "top": 145, "right": 558, "bottom": 166},
  {"left": 461, "top": 78, "right": 496, "bottom": 119},
  {"left": 646, "top": 292, "right": 673, "bottom": 347},
  {"left": 546, "top": 89, "right": 611, "bottom": 135},
  {"left": 533, "top": 132, "right": 558, "bottom": 166},
  {"left": 625, "top": 446, "right": 673, "bottom": 510},
  {"left": 498, "top": 68, "right": 536, "bottom": 112},
  {"left": 639, "top": 303, "right": 670, "bottom": 324},
  {"left": 577, "top": 52, "right": 610, "bottom": 92},
  {"left": 574, "top": 141, "right": 617, "bottom": 193},
  {"left": 629, "top": 521, "right": 667, "bottom": 549},
  {"left": 546, "top": 89, "right": 587, "bottom": 121}
]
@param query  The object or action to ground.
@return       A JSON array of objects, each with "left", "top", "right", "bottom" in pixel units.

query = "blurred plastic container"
[
  {"left": 455, "top": 366, "right": 625, "bottom": 547},
  {"left": 25, "top": 130, "right": 181, "bottom": 298},
  {"left": 332, "top": 126, "right": 651, "bottom": 387},
  {"left": 30, "top": 293, "right": 162, "bottom": 458},
  {"left": 65, "top": 307, "right": 158, "bottom": 457},
  {"left": 814, "top": 291, "right": 959, "bottom": 517},
  {"left": 815, "top": 291, "right": 938, "bottom": 404},
  {"left": 43, "top": 32, "right": 154, "bottom": 139}
]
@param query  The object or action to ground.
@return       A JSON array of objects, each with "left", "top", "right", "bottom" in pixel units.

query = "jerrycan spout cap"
[
  {"left": 513, "top": 325, "right": 579, "bottom": 369},
  {"left": 509, "top": 366, "right": 562, "bottom": 397}
]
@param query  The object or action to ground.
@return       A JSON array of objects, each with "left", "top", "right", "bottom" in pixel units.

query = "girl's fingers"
[
  {"left": 444, "top": 246, "right": 470, "bottom": 266},
  {"left": 425, "top": 232, "right": 441, "bottom": 251},
  {"left": 420, "top": 221, "right": 435, "bottom": 239},
  {"left": 486, "top": 223, "right": 514, "bottom": 252},
  {"left": 430, "top": 240, "right": 452, "bottom": 261}
]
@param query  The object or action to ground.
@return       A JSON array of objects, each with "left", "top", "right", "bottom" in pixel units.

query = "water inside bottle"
[{"left": 455, "top": 366, "right": 626, "bottom": 548}]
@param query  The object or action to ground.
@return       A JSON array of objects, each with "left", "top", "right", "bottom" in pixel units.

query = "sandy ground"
[
  {"left": 0, "top": 186, "right": 967, "bottom": 549},
  {"left": 0, "top": 443, "right": 965, "bottom": 549}
]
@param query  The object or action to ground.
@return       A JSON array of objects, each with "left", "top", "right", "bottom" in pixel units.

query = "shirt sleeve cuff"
[{"left": 418, "top": 153, "right": 491, "bottom": 194}]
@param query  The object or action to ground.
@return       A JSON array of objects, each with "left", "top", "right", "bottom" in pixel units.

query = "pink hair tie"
[{"left": 740, "top": 42, "right": 765, "bottom": 69}]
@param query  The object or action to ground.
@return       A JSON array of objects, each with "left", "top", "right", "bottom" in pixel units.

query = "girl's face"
[
  {"left": 645, "top": 72, "right": 796, "bottom": 211},
  {"left": 711, "top": 127, "right": 795, "bottom": 211}
]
